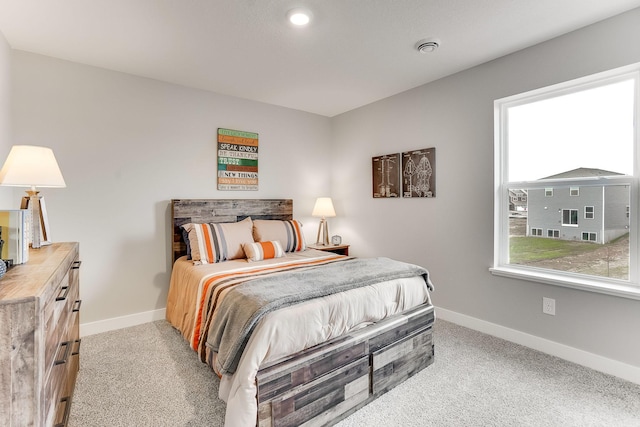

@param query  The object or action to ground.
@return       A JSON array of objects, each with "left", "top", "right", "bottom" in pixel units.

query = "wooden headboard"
[{"left": 171, "top": 199, "right": 293, "bottom": 262}]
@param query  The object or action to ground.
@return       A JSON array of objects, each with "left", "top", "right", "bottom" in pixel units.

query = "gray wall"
[
  {"left": 331, "top": 9, "right": 640, "bottom": 369},
  {"left": 10, "top": 51, "right": 332, "bottom": 324}
]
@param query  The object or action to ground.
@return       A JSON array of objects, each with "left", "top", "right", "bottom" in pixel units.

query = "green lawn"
[
  {"left": 509, "top": 236, "right": 602, "bottom": 263},
  {"left": 509, "top": 234, "right": 629, "bottom": 279}
]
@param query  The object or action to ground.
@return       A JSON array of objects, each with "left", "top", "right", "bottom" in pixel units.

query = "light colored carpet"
[{"left": 69, "top": 319, "right": 640, "bottom": 426}]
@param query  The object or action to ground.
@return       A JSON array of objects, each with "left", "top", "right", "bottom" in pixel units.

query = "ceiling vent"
[{"left": 416, "top": 38, "right": 440, "bottom": 53}]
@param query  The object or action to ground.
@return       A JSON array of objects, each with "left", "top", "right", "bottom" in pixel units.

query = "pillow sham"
[
  {"left": 252, "top": 219, "right": 306, "bottom": 252},
  {"left": 182, "top": 217, "right": 254, "bottom": 264},
  {"left": 242, "top": 240, "right": 285, "bottom": 262}
]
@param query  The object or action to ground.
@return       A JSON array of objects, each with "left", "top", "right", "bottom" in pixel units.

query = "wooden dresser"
[{"left": 0, "top": 242, "right": 81, "bottom": 427}]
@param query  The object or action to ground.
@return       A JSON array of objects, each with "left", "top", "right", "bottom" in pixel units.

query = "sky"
[{"left": 507, "top": 78, "right": 635, "bottom": 182}]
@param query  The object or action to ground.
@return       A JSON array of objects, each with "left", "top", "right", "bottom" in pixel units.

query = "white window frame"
[
  {"left": 492, "top": 64, "right": 640, "bottom": 300},
  {"left": 570, "top": 187, "right": 580, "bottom": 196},
  {"left": 561, "top": 209, "right": 579, "bottom": 226},
  {"left": 531, "top": 227, "right": 542, "bottom": 236},
  {"left": 585, "top": 206, "right": 594, "bottom": 219},
  {"left": 547, "top": 229, "right": 559, "bottom": 238}
]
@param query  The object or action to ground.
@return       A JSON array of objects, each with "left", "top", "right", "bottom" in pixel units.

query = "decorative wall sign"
[
  {"left": 402, "top": 147, "right": 436, "bottom": 198},
  {"left": 372, "top": 153, "right": 401, "bottom": 198},
  {"left": 217, "top": 128, "right": 259, "bottom": 190}
]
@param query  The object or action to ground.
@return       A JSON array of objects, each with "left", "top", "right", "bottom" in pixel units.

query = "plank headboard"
[{"left": 171, "top": 199, "right": 293, "bottom": 262}]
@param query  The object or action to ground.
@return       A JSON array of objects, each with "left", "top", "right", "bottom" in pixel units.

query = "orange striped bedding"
[{"left": 166, "top": 249, "right": 347, "bottom": 360}]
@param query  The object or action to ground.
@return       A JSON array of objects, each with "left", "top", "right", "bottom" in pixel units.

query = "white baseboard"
[
  {"left": 80, "top": 308, "right": 166, "bottom": 337},
  {"left": 435, "top": 306, "right": 640, "bottom": 386}
]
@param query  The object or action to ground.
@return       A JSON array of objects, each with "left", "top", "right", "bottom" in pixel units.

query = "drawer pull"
[
  {"left": 56, "top": 286, "right": 70, "bottom": 302},
  {"left": 72, "top": 339, "right": 82, "bottom": 356},
  {"left": 55, "top": 341, "right": 71, "bottom": 366},
  {"left": 72, "top": 260, "right": 82, "bottom": 270},
  {"left": 54, "top": 396, "right": 71, "bottom": 427},
  {"left": 72, "top": 300, "right": 82, "bottom": 312}
]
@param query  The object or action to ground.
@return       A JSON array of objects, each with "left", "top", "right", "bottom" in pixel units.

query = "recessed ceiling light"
[
  {"left": 415, "top": 38, "right": 441, "bottom": 53},
  {"left": 287, "top": 8, "right": 312, "bottom": 26}
]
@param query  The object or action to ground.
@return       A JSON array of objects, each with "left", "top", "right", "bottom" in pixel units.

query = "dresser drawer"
[
  {"left": 44, "top": 270, "right": 71, "bottom": 370},
  {"left": 44, "top": 341, "right": 71, "bottom": 425}
]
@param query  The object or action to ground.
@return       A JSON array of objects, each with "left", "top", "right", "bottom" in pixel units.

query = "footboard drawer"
[
  {"left": 258, "top": 357, "right": 369, "bottom": 427},
  {"left": 371, "top": 325, "right": 434, "bottom": 396},
  {"left": 256, "top": 303, "right": 435, "bottom": 427}
]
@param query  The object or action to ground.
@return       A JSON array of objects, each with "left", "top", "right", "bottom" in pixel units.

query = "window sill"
[{"left": 489, "top": 266, "right": 640, "bottom": 300}]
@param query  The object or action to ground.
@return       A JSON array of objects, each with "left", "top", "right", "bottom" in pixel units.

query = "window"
[
  {"left": 562, "top": 209, "right": 579, "bottom": 226},
  {"left": 493, "top": 64, "right": 638, "bottom": 298},
  {"left": 585, "top": 206, "right": 594, "bottom": 219}
]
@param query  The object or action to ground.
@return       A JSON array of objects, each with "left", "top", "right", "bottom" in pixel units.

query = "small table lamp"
[
  {"left": 312, "top": 197, "right": 336, "bottom": 246},
  {"left": 0, "top": 145, "right": 66, "bottom": 249}
]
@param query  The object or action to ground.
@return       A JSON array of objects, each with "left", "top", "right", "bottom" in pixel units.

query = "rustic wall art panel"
[{"left": 217, "top": 128, "right": 259, "bottom": 190}]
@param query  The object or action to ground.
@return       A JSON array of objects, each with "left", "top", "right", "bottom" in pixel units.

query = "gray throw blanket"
[{"left": 206, "top": 257, "right": 433, "bottom": 375}]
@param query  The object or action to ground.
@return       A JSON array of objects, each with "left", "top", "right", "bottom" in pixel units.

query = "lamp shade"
[
  {"left": 0, "top": 145, "right": 66, "bottom": 188},
  {"left": 312, "top": 197, "right": 336, "bottom": 217}
]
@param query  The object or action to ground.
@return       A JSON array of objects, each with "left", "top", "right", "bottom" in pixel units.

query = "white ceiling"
[{"left": 0, "top": 0, "right": 639, "bottom": 117}]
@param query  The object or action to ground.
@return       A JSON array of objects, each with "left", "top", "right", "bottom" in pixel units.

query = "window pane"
[
  {"left": 571, "top": 210, "right": 578, "bottom": 225},
  {"left": 508, "top": 80, "right": 634, "bottom": 182},
  {"left": 508, "top": 185, "right": 629, "bottom": 280}
]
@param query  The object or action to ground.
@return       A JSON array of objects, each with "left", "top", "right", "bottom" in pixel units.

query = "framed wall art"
[
  {"left": 402, "top": 147, "right": 436, "bottom": 198},
  {"left": 372, "top": 153, "right": 401, "bottom": 198},
  {"left": 217, "top": 128, "right": 259, "bottom": 190}
]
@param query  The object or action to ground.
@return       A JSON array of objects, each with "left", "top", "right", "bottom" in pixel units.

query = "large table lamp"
[
  {"left": 312, "top": 197, "right": 336, "bottom": 246},
  {"left": 0, "top": 145, "right": 66, "bottom": 249}
]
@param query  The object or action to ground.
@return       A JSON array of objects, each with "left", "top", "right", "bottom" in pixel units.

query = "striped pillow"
[
  {"left": 252, "top": 219, "right": 306, "bottom": 252},
  {"left": 243, "top": 241, "right": 285, "bottom": 262},
  {"left": 182, "top": 217, "right": 254, "bottom": 264}
]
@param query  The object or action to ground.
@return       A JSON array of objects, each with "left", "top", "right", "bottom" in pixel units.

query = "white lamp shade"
[
  {"left": 312, "top": 197, "right": 336, "bottom": 217},
  {"left": 0, "top": 145, "right": 66, "bottom": 188}
]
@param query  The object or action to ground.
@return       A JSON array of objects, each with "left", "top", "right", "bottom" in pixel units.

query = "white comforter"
[{"left": 167, "top": 250, "right": 431, "bottom": 427}]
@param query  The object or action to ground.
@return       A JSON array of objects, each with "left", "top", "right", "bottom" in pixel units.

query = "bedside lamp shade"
[
  {"left": 312, "top": 197, "right": 336, "bottom": 246},
  {"left": 0, "top": 145, "right": 66, "bottom": 188},
  {"left": 0, "top": 145, "right": 66, "bottom": 249},
  {"left": 312, "top": 197, "right": 336, "bottom": 218}
]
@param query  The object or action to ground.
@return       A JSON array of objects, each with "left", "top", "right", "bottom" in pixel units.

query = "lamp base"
[
  {"left": 22, "top": 191, "right": 52, "bottom": 249},
  {"left": 315, "top": 218, "right": 330, "bottom": 246}
]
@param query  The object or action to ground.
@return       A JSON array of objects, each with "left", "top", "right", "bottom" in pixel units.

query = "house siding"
[{"left": 528, "top": 185, "right": 628, "bottom": 244}]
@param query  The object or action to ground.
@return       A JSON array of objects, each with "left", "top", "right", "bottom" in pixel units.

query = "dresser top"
[{"left": 0, "top": 242, "right": 79, "bottom": 303}]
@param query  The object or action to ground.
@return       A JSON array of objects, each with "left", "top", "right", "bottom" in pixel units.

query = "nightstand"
[{"left": 308, "top": 244, "right": 350, "bottom": 256}]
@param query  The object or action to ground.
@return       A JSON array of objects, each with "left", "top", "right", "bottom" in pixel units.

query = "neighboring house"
[
  {"left": 509, "top": 189, "right": 528, "bottom": 214},
  {"left": 526, "top": 168, "right": 630, "bottom": 244}
]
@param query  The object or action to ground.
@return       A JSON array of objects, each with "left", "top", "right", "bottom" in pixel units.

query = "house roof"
[{"left": 541, "top": 167, "right": 625, "bottom": 179}]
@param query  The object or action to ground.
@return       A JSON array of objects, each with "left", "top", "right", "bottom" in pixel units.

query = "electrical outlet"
[{"left": 542, "top": 297, "right": 556, "bottom": 315}]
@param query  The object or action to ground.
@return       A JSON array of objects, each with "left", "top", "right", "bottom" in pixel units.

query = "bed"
[{"left": 166, "top": 199, "right": 435, "bottom": 427}]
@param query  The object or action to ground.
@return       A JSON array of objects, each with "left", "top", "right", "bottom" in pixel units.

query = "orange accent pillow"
[{"left": 242, "top": 241, "right": 285, "bottom": 262}]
